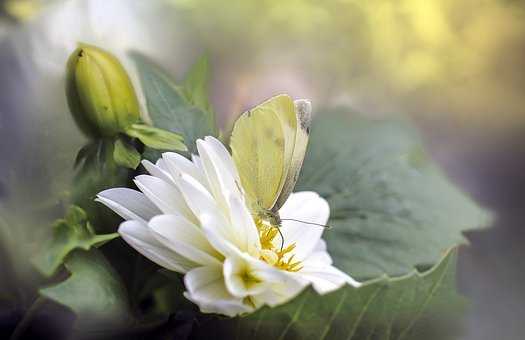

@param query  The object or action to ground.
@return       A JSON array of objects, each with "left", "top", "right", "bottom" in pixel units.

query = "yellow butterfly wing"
[
  {"left": 230, "top": 94, "right": 297, "bottom": 212},
  {"left": 273, "top": 99, "right": 311, "bottom": 211}
]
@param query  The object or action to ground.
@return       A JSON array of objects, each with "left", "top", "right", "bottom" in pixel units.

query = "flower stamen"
[{"left": 254, "top": 217, "right": 302, "bottom": 272}]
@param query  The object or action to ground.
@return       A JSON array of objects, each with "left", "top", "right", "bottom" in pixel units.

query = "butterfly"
[{"left": 229, "top": 94, "right": 314, "bottom": 247}]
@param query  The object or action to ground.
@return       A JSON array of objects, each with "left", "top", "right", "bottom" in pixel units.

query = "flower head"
[{"left": 97, "top": 136, "right": 359, "bottom": 316}]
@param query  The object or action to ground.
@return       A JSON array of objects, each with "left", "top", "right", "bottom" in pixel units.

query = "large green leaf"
[
  {"left": 296, "top": 111, "right": 490, "bottom": 279},
  {"left": 31, "top": 205, "right": 118, "bottom": 277},
  {"left": 130, "top": 53, "right": 216, "bottom": 154},
  {"left": 189, "top": 249, "right": 465, "bottom": 340},
  {"left": 40, "top": 249, "right": 130, "bottom": 330}
]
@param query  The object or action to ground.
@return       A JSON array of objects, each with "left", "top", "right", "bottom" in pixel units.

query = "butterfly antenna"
[
  {"left": 275, "top": 226, "right": 285, "bottom": 251},
  {"left": 280, "top": 218, "right": 331, "bottom": 229}
]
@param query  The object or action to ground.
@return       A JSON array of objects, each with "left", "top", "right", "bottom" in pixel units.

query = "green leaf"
[
  {"left": 74, "top": 143, "right": 96, "bottom": 169},
  {"left": 40, "top": 249, "right": 130, "bottom": 330},
  {"left": 190, "top": 249, "right": 465, "bottom": 340},
  {"left": 182, "top": 54, "right": 212, "bottom": 113},
  {"left": 31, "top": 205, "right": 118, "bottom": 277},
  {"left": 71, "top": 139, "right": 132, "bottom": 234},
  {"left": 296, "top": 111, "right": 491, "bottom": 279},
  {"left": 130, "top": 52, "right": 217, "bottom": 154},
  {"left": 113, "top": 138, "right": 141, "bottom": 169},
  {"left": 125, "top": 123, "right": 187, "bottom": 151}
]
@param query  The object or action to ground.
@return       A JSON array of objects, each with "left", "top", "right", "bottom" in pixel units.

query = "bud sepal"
[
  {"left": 125, "top": 124, "right": 187, "bottom": 152},
  {"left": 113, "top": 137, "right": 141, "bottom": 169}
]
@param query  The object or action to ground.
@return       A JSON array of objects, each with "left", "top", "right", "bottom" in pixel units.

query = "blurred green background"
[{"left": 0, "top": 0, "right": 524, "bottom": 339}]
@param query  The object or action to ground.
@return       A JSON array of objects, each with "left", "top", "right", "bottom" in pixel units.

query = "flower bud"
[{"left": 66, "top": 43, "right": 140, "bottom": 137}]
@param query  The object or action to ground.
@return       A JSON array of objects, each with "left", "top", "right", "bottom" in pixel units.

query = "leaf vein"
[
  {"left": 277, "top": 294, "right": 307, "bottom": 340},
  {"left": 320, "top": 289, "right": 348, "bottom": 340},
  {"left": 347, "top": 285, "right": 383, "bottom": 340},
  {"left": 396, "top": 254, "right": 452, "bottom": 340}
]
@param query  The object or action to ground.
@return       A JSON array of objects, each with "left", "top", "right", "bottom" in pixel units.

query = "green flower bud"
[{"left": 66, "top": 43, "right": 140, "bottom": 137}]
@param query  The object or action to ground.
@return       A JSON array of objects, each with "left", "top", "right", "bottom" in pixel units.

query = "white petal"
[
  {"left": 223, "top": 256, "right": 268, "bottom": 298},
  {"left": 314, "top": 239, "right": 328, "bottom": 253},
  {"left": 148, "top": 215, "right": 222, "bottom": 266},
  {"left": 305, "top": 240, "right": 333, "bottom": 265},
  {"left": 278, "top": 192, "right": 330, "bottom": 260},
  {"left": 305, "top": 251, "right": 333, "bottom": 265},
  {"left": 162, "top": 152, "right": 208, "bottom": 188},
  {"left": 228, "top": 194, "right": 261, "bottom": 254},
  {"left": 196, "top": 138, "right": 242, "bottom": 211},
  {"left": 134, "top": 175, "right": 196, "bottom": 222},
  {"left": 172, "top": 160, "right": 256, "bottom": 255},
  {"left": 298, "top": 261, "right": 361, "bottom": 294},
  {"left": 119, "top": 220, "right": 197, "bottom": 273},
  {"left": 142, "top": 159, "right": 174, "bottom": 184},
  {"left": 155, "top": 158, "right": 170, "bottom": 172},
  {"left": 191, "top": 154, "right": 206, "bottom": 179},
  {"left": 251, "top": 267, "right": 306, "bottom": 307},
  {"left": 203, "top": 136, "right": 240, "bottom": 182},
  {"left": 198, "top": 137, "right": 242, "bottom": 190},
  {"left": 96, "top": 188, "right": 160, "bottom": 223},
  {"left": 199, "top": 212, "right": 239, "bottom": 257},
  {"left": 251, "top": 279, "right": 305, "bottom": 308},
  {"left": 184, "top": 265, "right": 252, "bottom": 317},
  {"left": 176, "top": 173, "right": 233, "bottom": 232},
  {"left": 222, "top": 252, "right": 306, "bottom": 307},
  {"left": 176, "top": 174, "right": 243, "bottom": 257}
]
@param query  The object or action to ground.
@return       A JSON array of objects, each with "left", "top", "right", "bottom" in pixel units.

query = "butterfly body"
[{"left": 256, "top": 208, "right": 281, "bottom": 228}]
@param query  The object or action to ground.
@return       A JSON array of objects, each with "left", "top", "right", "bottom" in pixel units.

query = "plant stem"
[{"left": 9, "top": 296, "right": 46, "bottom": 340}]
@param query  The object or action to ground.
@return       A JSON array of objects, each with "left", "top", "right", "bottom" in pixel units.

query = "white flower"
[{"left": 97, "top": 136, "right": 360, "bottom": 316}]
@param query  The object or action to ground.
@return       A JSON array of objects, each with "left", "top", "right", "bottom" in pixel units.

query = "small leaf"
[
  {"left": 31, "top": 205, "right": 118, "bottom": 276},
  {"left": 40, "top": 249, "right": 130, "bottom": 330},
  {"left": 71, "top": 139, "right": 132, "bottom": 234},
  {"left": 74, "top": 143, "right": 96, "bottom": 169},
  {"left": 130, "top": 52, "right": 217, "bottom": 154},
  {"left": 190, "top": 249, "right": 466, "bottom": 340},
  {"left": 113, "top": 138, "right": 141, "bottom": 169},
  {"left": 182, "top": 54, "right": 212, "bottom": 113},
  {"left": 126, "top": 123, "right": 187, "bottom": 151},
  {"left": 297, "top": 111, "right": 491, "bottom": 279}
]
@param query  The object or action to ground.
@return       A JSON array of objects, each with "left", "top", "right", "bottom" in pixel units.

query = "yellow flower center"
[{"left": 254, "top": 217, "right": 302, "bottom": 272}]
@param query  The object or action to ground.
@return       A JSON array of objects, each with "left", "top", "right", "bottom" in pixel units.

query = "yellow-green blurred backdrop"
[{"left": 1, "top": 1, "right": 524, "bottom": 339}]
